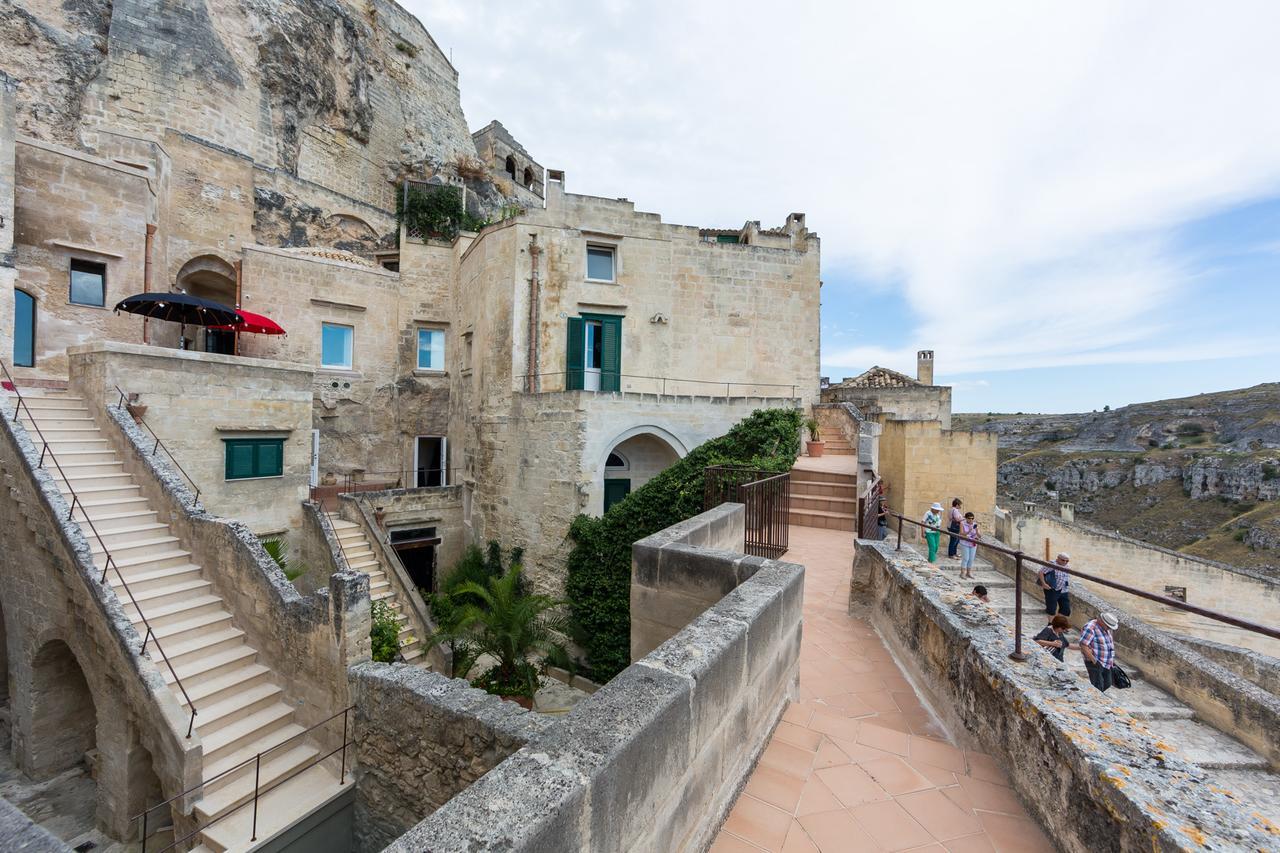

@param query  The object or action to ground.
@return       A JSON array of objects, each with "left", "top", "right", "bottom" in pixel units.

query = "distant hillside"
[{"left": 955, "top": 383, "right": 1280, "bottom": 578}]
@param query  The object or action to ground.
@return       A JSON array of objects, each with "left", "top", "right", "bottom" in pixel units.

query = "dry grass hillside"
[{"left": 956, "top": 383, "right": 1280, "bottom": 578}]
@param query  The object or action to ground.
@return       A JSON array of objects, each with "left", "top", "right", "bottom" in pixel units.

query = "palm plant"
[{"left": 432, "top": 564, "right": 566, "bottom": 699}]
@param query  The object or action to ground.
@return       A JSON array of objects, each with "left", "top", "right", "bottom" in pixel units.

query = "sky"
[{"left": 405, "top": 1, "right": 1280, "bottom": 413}]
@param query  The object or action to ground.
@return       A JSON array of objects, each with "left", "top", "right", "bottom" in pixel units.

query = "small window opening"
[
  {"left": 523, "top": 167, "right": 535, "bottom": 189},
  {"left": 69, "top": 259, "right": 106, "bottom": 307},
  {"left": 505, "top": 155, "right": 517, "bottom": 179}
]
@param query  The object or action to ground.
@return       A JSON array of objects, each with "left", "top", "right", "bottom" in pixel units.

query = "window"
[
  {"left": 523, "top": 167, "right": 535, "bottom": 189},
  {"left": 417, "top": 328, "right": 445, "bottom": 370},
  {"left": 586, "top": 245, "right": 615, "bottom": 282},
  {"left": 69, "top": 259, "right": 106, "bottom": 307},
  {"left": 606, "top": 451, "right": 628, "bottom": 470},
  {"left": 505, "top": 155, "right": 517, "bottom": 179},
  {"left": 224, "top": 438, "right": 284, "bottom": 480},
  {"left": 604, "top": 478, "right": 631, "bottom": 512},
  {"left": 415, "top": 436, "right": 447, "bottom": 487},
  {"left": 14, "top": 289, "right": 35, "bottom": 367},
  {"left": 321, "top": 323, "right": 353, "bottom": 369},
  {"left": 565, "top": 314, "right": 621, "bottom": 392}
]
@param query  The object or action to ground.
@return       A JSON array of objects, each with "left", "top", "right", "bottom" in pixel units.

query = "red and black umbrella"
[{"left": 209, "top": 309, "right": 286, "bottom": 336}]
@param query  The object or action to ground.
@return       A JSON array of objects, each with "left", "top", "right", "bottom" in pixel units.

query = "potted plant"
[
  {"left": 430, "top": 563, "right": 565, "bottom": 708},
  {"left": 805, "top": 417, "right": 825, "bottom": 457}
]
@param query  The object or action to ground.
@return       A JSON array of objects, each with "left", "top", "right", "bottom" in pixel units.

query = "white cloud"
[{"left": 407, "top": 1, "right": 1280, "bottom": 372}]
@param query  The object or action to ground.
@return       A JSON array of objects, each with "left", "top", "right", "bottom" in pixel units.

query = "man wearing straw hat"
[
  {"left": 1079, "top": 612, "right": 1119, "bottom": 692},
  {"left": 1038, "top": 552, "right": 1072, "bottom": 617}
]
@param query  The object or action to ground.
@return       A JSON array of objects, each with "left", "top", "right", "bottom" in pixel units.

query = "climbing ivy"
[
  {"left": 565, "top": 408, "right": 802, "bottom": 680},
  {"left": 397, "top": 183, "right": 488, "bottom": 241}
]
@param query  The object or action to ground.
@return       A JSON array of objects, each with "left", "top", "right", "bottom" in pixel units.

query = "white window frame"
[
  {"left": 416, "top": 327, "right": 446, "bottom": 371},
  {"left": 321, "top": 322, "right": 354, "bottom": 369},
  {"left": 413, "top": 435, "right": 448, "bottom": 487},
  {"left": 585, "top": 243, "right": 617, "bottom": 283}
]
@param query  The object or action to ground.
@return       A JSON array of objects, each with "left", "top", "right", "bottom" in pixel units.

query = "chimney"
[
  {"left": 545, "top": 169, "right": 565, "bottom": 209},
  {"left": 917, "top": 350, "right": 934, "bottom": 385},
  {"left": 1060, "top": 502, "right": 1075, "bottom": 523}
]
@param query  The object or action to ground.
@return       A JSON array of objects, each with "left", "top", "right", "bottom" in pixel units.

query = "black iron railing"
[
  {"left": 857, "top": 477, "right": 883, "bottom": 539},
  {"left": 522, "top": 370, "right": 800, "bottom": 399},
  {"left": 115, "top": 386, "right": 201, "bottom": 506},
  {"left": 2, "top": 364, "right": 197, "bottom": 737},
  {"left": 704, "top": 465, "right": 790, "bottom": 558},
  {"left": 307, "top": 468, "right": 460, "bottom": 510},
  {"left": 882, "top": 511, "right": 1280, "bottom": 660},
  {"left": 134, "top": 705, "right": 354, "bottom": 853}
]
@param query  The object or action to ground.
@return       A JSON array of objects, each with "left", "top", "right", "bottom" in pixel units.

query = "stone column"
[{"left": 330, "top": 570, "right": 371, "bottom": 667}]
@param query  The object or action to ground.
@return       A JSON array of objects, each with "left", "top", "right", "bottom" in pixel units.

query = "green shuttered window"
[
  {"left": 565, "top": 314, "right": 621, "bottom": 392},
  {"left": 224, "top": 438, "right": 284, "bottom": 480}
]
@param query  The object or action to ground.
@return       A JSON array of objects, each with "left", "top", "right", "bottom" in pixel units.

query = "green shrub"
[
  {"left": 1233, "top": 529, "right": 1248, "bottom": 542},
  {"left": 427, "top": 542, "right": 522, "bottom": 678},
  {"left": 565, "top": 408, "right": 802, "bottom": 680},
  {"left": 397, "top": 183, "right": 488, "bottom": 242},
  {"left": 1262, "top": 463, "right": 1279, "bottom": 481},
  {"left": 1176, "top": 423, "right": 1205, "bottom": 437},
  {"left": 262, "top": 537, "right": 305, "bottom": 582},
  {"left": 370, "top": 600, "right": 401, "bottom": 663}
]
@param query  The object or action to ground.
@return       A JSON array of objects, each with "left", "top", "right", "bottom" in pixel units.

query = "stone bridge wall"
[{"left": 851, "top": 539, "right": 1277, "bottom": 853}]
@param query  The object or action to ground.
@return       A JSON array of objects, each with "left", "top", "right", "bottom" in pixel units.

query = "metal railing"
[
  {"left": 521, "top": 370, "right": 800, "bottom": 399},
  {"left": 882, "top": 511, "right": 1280, "bottom": 660},
  {"left": 134, "top": 705, "right": 354, "bottom": 853},
  {"left": 115, "top": 386, "right": 201, "bottom": 506},
  {"left": 1, "top": 363, "right": 198, "bottom": 737},
  {"left": 704, "top": 465, "right": 791, "bottom": 558},
  {"left": 307, "top": 468, "right": 460, "bottom": 510},
  {"left": 857, "top": 477, "right": 883, "bottom": 539}
]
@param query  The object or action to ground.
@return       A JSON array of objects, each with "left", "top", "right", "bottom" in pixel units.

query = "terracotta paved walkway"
[{"left": 713, "top": 526, "right": 1054, "bottom": 853}]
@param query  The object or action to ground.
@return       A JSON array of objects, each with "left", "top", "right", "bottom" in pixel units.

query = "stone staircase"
[
  {"left": 935, "top": 548, "right": 1280, "bottom": 824},
  {"left": 330, "top": 518, "right": 425, "bottom": 664},
  {"left": 14, "top": 389, "right": 342, "bottom": 850},
  {"left": 789, "top": 468, "right": 857, "bottom": 531},
  {"left": 818, "top": 436, "right": 855, "bottom": 455}
]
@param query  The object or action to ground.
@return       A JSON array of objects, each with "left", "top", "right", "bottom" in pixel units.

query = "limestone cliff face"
[{"left": 2, "top": 0, "right": 480, "bottom": 219}]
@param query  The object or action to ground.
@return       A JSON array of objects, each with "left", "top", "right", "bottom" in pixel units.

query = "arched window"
[
  {"left": 14, "top": 289, "right": 35, "bottom": 367},
  {"left": 606, "top": 451, "right": 628, "bottom": 470},
  {"left": 523, "top": 167, "right": 535, "bottom": 189},
  {"left": 504, "top": 155, "right": 517, "bottom": 179}
]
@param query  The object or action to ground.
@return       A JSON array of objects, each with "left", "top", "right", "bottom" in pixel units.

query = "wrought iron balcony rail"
[
  {"left": 522, "top": 370, "right": 800, "bottom": 399},
  {"left": 704, "top": 465, "right": 791, "bottom": 559}
]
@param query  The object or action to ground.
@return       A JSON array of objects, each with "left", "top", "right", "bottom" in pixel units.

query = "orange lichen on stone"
[{"left": 1178, "top": 825, "right": 1207, "bottom": 846}]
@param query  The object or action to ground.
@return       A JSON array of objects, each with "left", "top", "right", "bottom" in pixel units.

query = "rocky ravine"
[{"left": 956, "top": 383, "right": 1280, "bottom": 577}]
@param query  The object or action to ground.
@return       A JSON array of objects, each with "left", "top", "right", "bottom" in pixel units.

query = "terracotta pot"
[
  {"left": 806, "top": 440, "right": 826, "bottom": 457},
  {"left": 125, "top": 403, "right": 148, "bottom": 421},
  {"left": 502, "top": 695, "right": 534, "bottom": 710}
]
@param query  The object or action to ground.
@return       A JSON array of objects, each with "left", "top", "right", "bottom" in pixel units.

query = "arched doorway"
[
  {"left": 27, "top": 639, "right": 97, "bottom": 780},
  {"left": 174, "top": 254, "right": 237, "bottom": 354},
  {"left": 597, "top": 430, "right": 683, "bottom": 514}
]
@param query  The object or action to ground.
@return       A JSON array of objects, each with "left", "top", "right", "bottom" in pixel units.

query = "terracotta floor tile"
[
  {"left": 746, "top": 765, "right": 808, "bottom": 813},
  {"left": 944, "top": 833, "right": 996, "bottom": 853},
  {"left": 963, "top": 752, "right": 1010, "bottom": 787},
  {"left": 904, "top": 712, "right": 949, "bottom": 739},
  {"left": 783, "top": 702, "right": 815, "bottom": 727},
  {"left": 825, "top": 692, "right": 878, "bottom": 717},
  {"left": 831, "top": 736, "right": 897, "bottom": 763},
  {"left": 813, "top": 738, "right": 851, "bottom": 770},
  {"left": 795, "top": 774, "right": 845, "bottom": 817},
  {"left": 798, "top": 809, "right": 881, "bottom": 853},
  {"left": 892, "top": 691, "right": 927, "bottom": 714},
  {"left": 857, "top": 722, "right": 911, "bottom": 756},
  {"left": 722, "top": 794, "right": 794, "bottom": 852},
  {"left": 880, "top": 674, "right": 914, "bottom": 692},
  {"left": 975, "top": 812, "right": 1055, "bottom": 853},
  {"left": 941, "top": 784, "right": 978, "bottom": 815},
  {"left": 857, "top": 756, "right": 935, "bottom": 796},
  {"left": 806, "top": 710, "right": 863, "bottom": 742},
  {"left": 761, "top": 738, "right": 817, "bottom": 781},
  {"left": 711, "top": 831, "right": 765, "bottom": 853},
  {"left": 909, "top": 762, "right": 959, "bottom": 788},
  {"left": 851, "top": 799, "right": 934, "bottom": 851},
  {"left": 909, "top": 737, "right": 967, "bottom": 773},
  {"left": 903, "top": 845, "right": 948, "bottom": 853},
  {"left": 775, "top": 721, "right": 825, "bottom": 752},
  {"left": 865, "top": 711, "right": 914, "bottom": 735},
  {"left": 815, "top": 764, "right": 891, "bottom": 808},
  {"left": 858, "top": 689, "right": 903, "bottom": 711},
  {"left": 955, "top": 777, "right": 1026, "bottom": 816},
  {"left": 781, "top": 820, "right": 821, "bottom": 853},
  {"left": 897, "top": 789, "right": 985, "bottom": 840}
]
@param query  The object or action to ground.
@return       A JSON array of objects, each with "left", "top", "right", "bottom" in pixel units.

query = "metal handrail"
[
  {"left": 1, "top": 363, "right": 197, "bottom": 736},
  {"left": 135, "top": 705, "right": 354, "bottom": 853},
  {"left": 882, "top": 511, "right": 1280, "bottom": 660},
  {"left": 522, "top": 370, "right": 800, "bottom": 398},
  {"left": 114, "top": 386, "right": 201, "bottom": 506}
]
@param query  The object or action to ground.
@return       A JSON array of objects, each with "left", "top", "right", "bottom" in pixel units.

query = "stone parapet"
[
  {"left": 851, "top": 539, "right": 1277, "bottom": 852},
  {"left": 1172, "top": 634, "right": 1280, "bottom": 696}
]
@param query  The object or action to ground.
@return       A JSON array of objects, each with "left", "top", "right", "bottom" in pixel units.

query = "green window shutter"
[
  {"left": 226, "top": 442, "right": 255, "bottom": 479},
  {"left": 603, "top": 478, "right": 631, "bottom": 512},
  {"left": 600, "top": 316, "right": 621, "bottom": 392},
  {"left": 225, "top": 439, "right": 285, "bottom": 479},
  {"left": 565, "top": 316, "right": 585, "bottom": 390},
  {"left": 256, "top": 440, "right": 283, "bottom": 477}
]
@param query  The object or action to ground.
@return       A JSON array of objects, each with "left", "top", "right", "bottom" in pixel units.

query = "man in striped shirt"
[{"left": 1079, "top": 612, "right": 1119, "bottom": 692}]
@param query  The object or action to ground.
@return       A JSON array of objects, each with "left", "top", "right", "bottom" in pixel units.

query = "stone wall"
[
  {"left": 822, "top": 383, "right": 952, "bottom": 430},
  {"left": 362, "top": 505, "right": 804, "bottom": 851},
  {"left": 630, "top": 502, "right": 746, "bottom": 660},
  {"left": 0, "top": 795, "right": 66, "bottom": 852},
  {"left": 878, "top": 419, "right": 998, "bottom": 537},
  {"left": 1173, "top": 635, "right": 1280, "bottom": 696},
  {"left": 347, "top": 664, "right": 556, "bottom": 853},
  {"left": 851, "top": 539, "right": 1277, "bottom": 853},
  {"left": 1, "top": 74, "right": 15, "bottom": 369},
  {"left": 994, "top": 506, "right": 1280, "bottom": 658},
  {"left": 68, "top": 341, "right": 313, "bottom": 538},
  {"left": 0, "top": 402, "right": 201, "bottom": 838},
  {"left": 344, "top": 485, "right": 465, "bottom": 579}
]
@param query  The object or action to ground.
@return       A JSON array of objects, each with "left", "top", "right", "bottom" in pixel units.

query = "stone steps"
[
  {"left": 329, "top": 518, "right": 428, "bottom": 665},
  {"left": 18, "top": 394, "right": 344, "bottom": 848}
]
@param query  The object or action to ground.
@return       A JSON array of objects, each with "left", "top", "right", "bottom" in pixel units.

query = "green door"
[
  {"left": 603, "top": 478, "right": 631, "bottom": 513},
  {"left": 565, "top": 316, "right": 585, "bottom": 390},
  {"left": 568, "top": 314, "right": 621, "bottom": 392}
]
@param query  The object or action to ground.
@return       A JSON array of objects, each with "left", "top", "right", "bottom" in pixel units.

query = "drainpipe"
[
  {"left": 234, "top": 259, "right": 243, "bottom": 355},
  {"left": 526, "top": 233, "right": 541, "bottom": 392},
  {"left": 142, "top": 224, "right": 156, "bottom": 344}
]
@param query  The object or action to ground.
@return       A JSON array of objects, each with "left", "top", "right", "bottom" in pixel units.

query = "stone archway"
[
  {"left": 26, "top": 639, "right": 97, "bottom": 780},
  {"left": 174, "top": 253, "right": 238, "bottom": 354},
  {"left": 593, "top": 429, "right": 684, "bottom": 515}
]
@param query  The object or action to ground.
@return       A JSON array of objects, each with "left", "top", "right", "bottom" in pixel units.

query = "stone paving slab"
[
  {"left": 1211, "top": 769, "right": 1280, "bottom": 826},
  {"left": 1151, "top": 717, "right": 1271, "bottom": 770}
]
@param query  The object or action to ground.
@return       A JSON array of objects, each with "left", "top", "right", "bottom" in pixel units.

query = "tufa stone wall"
[
  {"left": 851, "top": 539, "right": 1278, "bottom": 853},
  {"left": 1, "top": 73, "right": 15, "bottom": 367},
  {"left": 878, "top": 419, "right": 998, "bottom": 536},
  {"left": 348, "top": 664, "right": 556, "bottom": 853},
  {"left": 995, "top": 506, "right": 1280, "bottom": 658},
  {"left": 823, "top": 383, "right": 953, "bottom": 430}
]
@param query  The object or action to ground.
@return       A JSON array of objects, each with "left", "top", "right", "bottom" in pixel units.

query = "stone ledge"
[{"left": 853, "top": 539, "right": 1277, "bottom": 852}]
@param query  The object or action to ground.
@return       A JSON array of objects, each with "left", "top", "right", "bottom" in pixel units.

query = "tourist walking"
[
  {"left": 1079, "top": 612, "right": 1119, "bottom": 692},
  {"left": 923, "top": 502, "right": 943, "bottom": 562},
  {"left": 946, "top": 498, "right": 964, "bottom": 559},
  {"left": 1038, "top": 553, "right": 1072, "bottom": 617},
  {"left": 958, "top": 512, "right": 979, "bottom": 578},
  {"left": 1034, "top": 614, "right": 1074, "bottom": 662}
]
